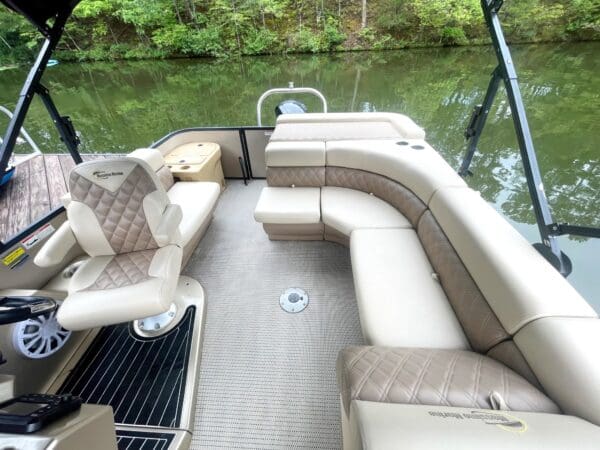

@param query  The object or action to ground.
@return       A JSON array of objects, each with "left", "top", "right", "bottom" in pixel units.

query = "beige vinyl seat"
[
  {"left": 128, "top": 148, "right": 220, "bottom": 265},
  {"left": 35, "top": 157, "right": 183, "bottom": 331},
  {"left": 255, "top": 114, "right": 600, "bottom": 448}
]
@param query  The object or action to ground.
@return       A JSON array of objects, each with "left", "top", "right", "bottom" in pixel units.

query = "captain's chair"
[{"left": 35, "top": 157, "right": 183, "bottom": 331}]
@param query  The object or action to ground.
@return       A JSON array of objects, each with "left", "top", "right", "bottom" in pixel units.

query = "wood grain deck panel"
[
  {"left": 6, "top": 158, "right": 30, "bottom": 240},
  {"left": 44, "top": 155, "right": 68, "bottom": 210},
  {"left": 29, "top": 155, "right": 51, "bottom": 223},
  {"left": 0, "top": 154, "right": 120, "bottom": 243}
]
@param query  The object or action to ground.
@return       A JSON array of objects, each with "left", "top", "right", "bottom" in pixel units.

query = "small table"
[{"left": 165, "top": 142, "right": 225, "bottom": 188}]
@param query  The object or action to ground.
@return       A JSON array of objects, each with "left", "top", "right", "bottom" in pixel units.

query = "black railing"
[{"left": 460, "top": 0, "right": 600, "bottom": 276}]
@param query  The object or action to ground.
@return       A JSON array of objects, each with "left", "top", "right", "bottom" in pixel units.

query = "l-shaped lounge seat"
[{"left": 254, "top": 112, "right": 600, "bottom": 448}]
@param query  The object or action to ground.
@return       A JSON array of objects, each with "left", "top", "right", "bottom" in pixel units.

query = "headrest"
[{"left": 127, "top": 148, "right": 166, "bottom": 172}]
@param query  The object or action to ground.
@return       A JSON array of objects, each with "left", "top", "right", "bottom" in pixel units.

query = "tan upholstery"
[
  {"left": 322, "top": 187, "right": 411, "bottom": 236},
  {"left": 166, "top": 181, "right": 220, "bottom": 251},
  {"left": 59, "top": 245, "right": 181, "bottom": 330},
  {"left": 265, "top": 140, "right": 326, "bottom": 166},
  {"left": 257, "top": 117, "right": 599, "bottom": 439},
  {"left": 33, "top": 221, "right": 78, "bottom": 267},
  {"left": 267, "top": 166, "right": 325, "bottom": 187},
  {"left": 35, "top": 157, "right": 184, "bottom": 330},
  {"left": 486, "top": 340, "right": 541, "bottom": 388},
  {"left": 263, "top": 223, "right": 324, "bottom": 241},
  {"left": 514, "top": 317, "right": 600, "bottom": 426},
  {"left": 271, "top": 112, "right": 426, "bottom": 141},
  {"left": 254, "top": 187, "right": 321, "bottom": 224},
  {"left": 326, "top": 167, "right": 426, "bottom": 227},
  {"left": 349, "top": 402, "right": 600, "bottom": 450},
  {"left": 417, "top": 211, "right": 508, "bottom": 353},
  {"left": 326, "top": 140, "right": 466, "bottom": 203},
  {"left": 338, "top": 347, "right": 559, "bottom": 416},
  {"left": 128, "top": 148, "right": 174, "bottom": 191},
  {"left": 127, "top": 147, "right": 220, "bottom": 263},
  {"left": 429, "top": 187, "right": 597, "bottom": 334},
  {"left": 350, "top": 228, "right": 469, "bottom": 349}
]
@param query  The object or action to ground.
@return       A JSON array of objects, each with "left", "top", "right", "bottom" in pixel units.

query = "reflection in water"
[{"left": 0, "top": 43, "right": 598, "bottom": 306}]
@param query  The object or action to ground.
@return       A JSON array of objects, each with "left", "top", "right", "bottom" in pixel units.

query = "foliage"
[{"left": 0, "top": 0, "right": 597, "bottom": 62}]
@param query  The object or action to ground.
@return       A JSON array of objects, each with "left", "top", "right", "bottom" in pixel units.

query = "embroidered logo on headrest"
[{"left": 93, "top": 170, "right": 124, "bottom": 180}]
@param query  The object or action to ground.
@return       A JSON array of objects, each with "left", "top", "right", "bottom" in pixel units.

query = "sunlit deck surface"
[{"left": 0, "top": 153, "right": 121, "bottom": 242}]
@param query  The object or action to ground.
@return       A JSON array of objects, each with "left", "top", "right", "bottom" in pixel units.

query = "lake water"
[{"left": 1, "top": 42, "right": 599, "bottom": 309}]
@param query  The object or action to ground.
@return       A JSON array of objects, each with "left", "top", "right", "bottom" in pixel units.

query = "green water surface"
[{"left": 1, "top": 42, "right": 599, "bottom": 308}]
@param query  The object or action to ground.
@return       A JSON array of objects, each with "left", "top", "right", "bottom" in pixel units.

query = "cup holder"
[
  {"left": 411, "top": 145, "right": 425, "bottom": 150},
  {"left": 63, "top": 260, "right": 84, "bottom": 279},
  {"left": 181, "top": 165, "right": 191, "bottom": 170},
  {"left": 396, "top": 141, "right": 409, "bottom": 146}
]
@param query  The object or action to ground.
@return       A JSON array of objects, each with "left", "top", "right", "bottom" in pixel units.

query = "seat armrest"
[
  {"left": 155, "top": 203, "right": 183, "bottom": 246},
  {"left": 34, "top": 221, "right": 77, "bottom": 267}
]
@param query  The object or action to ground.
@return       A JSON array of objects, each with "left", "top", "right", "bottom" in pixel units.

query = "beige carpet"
[{"left": 184, "top": 180, "right": 363, "bottom": 449}]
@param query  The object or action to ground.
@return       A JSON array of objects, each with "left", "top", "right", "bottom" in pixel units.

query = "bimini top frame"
[
  {"left": 0, "top": 0, "right": 83, "bottom": 179},
  {"left": 460, "top": 0, "right": 600, "bottom": 276}
]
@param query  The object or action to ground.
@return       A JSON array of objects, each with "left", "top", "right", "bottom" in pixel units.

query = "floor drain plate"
[{"left": 280, "top": 288, "right": 309, "bottom": 313}]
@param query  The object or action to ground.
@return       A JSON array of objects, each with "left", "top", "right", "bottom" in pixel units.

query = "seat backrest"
[
  {"left": 127, "top": 148, "right": 174, "bottom": 191},
  {"left": 67, "top": 157, "right": 171, "bottom": 257}
]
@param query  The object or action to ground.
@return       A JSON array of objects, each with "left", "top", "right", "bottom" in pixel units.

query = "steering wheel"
[{"left": 0, "top": 296, "right": 57, "bottom": 325}]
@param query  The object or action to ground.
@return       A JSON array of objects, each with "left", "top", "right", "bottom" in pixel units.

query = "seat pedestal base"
[{"left": 134, "top": 303, "right": 178, "bottom": 338}]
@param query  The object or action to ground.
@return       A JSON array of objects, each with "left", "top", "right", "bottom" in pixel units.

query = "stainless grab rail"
[
  {"left": 0, "top": 105, "right": 42, "bottom": 165},
  {"left": 256, "top": 82, "right": 327, "bottom": 126}
]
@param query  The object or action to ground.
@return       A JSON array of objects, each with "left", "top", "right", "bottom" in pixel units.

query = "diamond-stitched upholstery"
[
  {"left": 87, "top": 249, "right": 155, "bottom": 291},
  {"left": 267, "top": 166, "right": 325, "bottom": 187},
  {"left": 326, "top": 167, "right": 426, "bottom": 227},
  {"left": 337, "top": 346, "right": 560, "bottom": 416},
  {"left": 417, "top": 211, "right": 509, "bottom": 353},
  {"left": 156, "top": 165, "right": 175, "bottom": 191},
  {"left": 70, "top": 165, "right": 158, "bottom": 254}
]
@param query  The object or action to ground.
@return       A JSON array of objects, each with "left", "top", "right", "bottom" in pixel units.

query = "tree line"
[{"left": 0, "top": 0, "right": 598, "bottom": 62}]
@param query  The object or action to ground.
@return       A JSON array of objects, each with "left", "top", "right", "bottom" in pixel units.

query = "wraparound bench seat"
[
  {"left": 254, "top": 113, "right": 600, "bottom": 448},
  {"left": 350, "top": 228, "right": 468, "bottom": 349}
]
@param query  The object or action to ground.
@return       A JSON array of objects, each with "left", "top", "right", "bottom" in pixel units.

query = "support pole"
[
  {"left": 0, "top": 7, "right": 80, "bottom": 176},
  {"left": 459, "top": 66, "right": 501, "bottom": 177},
  {"left": 462, "top": 0, "right": 578, "bottom": 275},
  {"left": 36, "top": 84, "right": 82, "bottom": 164}
]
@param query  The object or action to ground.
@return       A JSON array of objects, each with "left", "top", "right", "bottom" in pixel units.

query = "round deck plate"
[{"left": 280, "top": 288, "right": 309, "bottom": 313}]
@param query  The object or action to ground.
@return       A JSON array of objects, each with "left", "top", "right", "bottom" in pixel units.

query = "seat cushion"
[
  {"left": 429, "top": 187, "right": 596, "bottom": 334},
  {"left": 350, "top": 228, "right": 469, "bottom": 349},
  {"left": 254, "top": 187, "right": 321, "bottom": 224},
  {"left": 58, "top": 245, "right": 182, "bottom": 331},
  {"left": 167, "top": 181, "right": 220, "bottom": 248},
  {"left": 321, "top": 187, "right": 411, "bottom": 236},
  {"left": 337, "top": 346, "right": 560, "bottom": 416}
]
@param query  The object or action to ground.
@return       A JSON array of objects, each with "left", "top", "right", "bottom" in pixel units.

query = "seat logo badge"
[
  {"left": 427, "top": 410, "right": 527, "bottom": 433},
  {"left": 93, "top": 170, "right": 124, "bottom": 179}
]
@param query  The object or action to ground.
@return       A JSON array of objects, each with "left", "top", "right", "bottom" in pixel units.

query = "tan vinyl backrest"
[
  {"left": 514, "top": 316, "right": 600, "bottom": 425},
  {"left": 272, "top": 112, "right": 426, "bottom": 141},
  {"left": 326, "top": 139, "right": 466, "bottom": 204},
  {"left": 67, "top": 157, "right": 173, "bottom": 257},
  {"left": 127, "top": 147, "right": 175, "bottom": 191},
  {"left": 428, "top": 187, "right": 597, "bottom": 334}
]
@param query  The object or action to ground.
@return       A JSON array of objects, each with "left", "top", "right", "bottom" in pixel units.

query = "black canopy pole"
[
  {"left": 460, "top": 0, "right": 583, "bottom": 275},
  {"left": 0, "top": 6, "right": 79, "bottom": 176}
]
